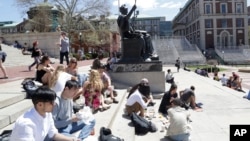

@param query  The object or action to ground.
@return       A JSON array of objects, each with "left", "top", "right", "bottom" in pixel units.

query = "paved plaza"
[{"left": 1, "top": 44, "right": 250, "bottom": 141}]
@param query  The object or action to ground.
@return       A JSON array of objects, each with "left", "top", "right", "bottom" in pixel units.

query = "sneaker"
[
  {"left": 147, "top": 101, "right": 155, "bottom": 107},
  {"left": 113, "top": 90, "right": 118, "bottom": 97},
  {"left": 112, "top": 98, "right": 119, "bottom": 104},
  {"left": 104, "top": 99, "right": 113, "bottom": 104}
]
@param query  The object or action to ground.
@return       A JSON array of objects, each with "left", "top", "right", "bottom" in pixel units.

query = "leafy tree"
[{"left": 15, "top": 0, "right": 111, "bottom": 33}]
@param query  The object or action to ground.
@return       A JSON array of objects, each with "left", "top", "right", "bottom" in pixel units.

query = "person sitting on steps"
[
  {"left": 125, "top": 81, "right": 152, "bottom": 117},
  {"left": 179, "top": 86, "right": 202, "bottom": 112},
  {"left": 127, "top": 78, "right": 156, "bottom": 107},
  {"left": 35, "top": 55, "right": 54, "bottom": 85},
  {"left": 166, "top": 69, "right": 174, "bottom": 84},
  {"left": 98, "top": 64, "right": 119, "bottom": 104}
]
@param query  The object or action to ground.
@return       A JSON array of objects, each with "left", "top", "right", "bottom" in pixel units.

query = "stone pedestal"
[
  {"left": 110, "top": 36, "right": 165, "bottom": 94},
  {"left": 112, "top": 61, "right": 162, "bottom": 72},
  {"left": 109, "top": 62, "right": 165, "bottom": 94},
  {"left": 119, "top": 38, "right": 144, "bottom": 63}
]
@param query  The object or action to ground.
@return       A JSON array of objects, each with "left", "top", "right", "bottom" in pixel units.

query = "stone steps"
[
  {"left": 0, "top": 80, "right": 32, "bottom": 132},
  {"left": 1, "top": 44, "right": 58, "bottom": 67},
  {"left": 0, "top": 100, "right": 33, "bottom": 130}
]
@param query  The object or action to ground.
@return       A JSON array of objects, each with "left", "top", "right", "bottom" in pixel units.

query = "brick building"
[{"left": 172, "top": 0, "right": 248, "bottom": 50}]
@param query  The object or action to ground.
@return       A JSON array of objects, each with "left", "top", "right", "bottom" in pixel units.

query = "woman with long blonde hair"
[
  {"left": 82, "top": 69, "right": 110, "bottom": 113},
  {"left": 49, "top": 65, "right": 76, "bottom": 96}
]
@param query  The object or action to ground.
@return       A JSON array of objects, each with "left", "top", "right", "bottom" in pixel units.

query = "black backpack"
[
  {"left": 21, "top": 78, "right": 38, "bottom": 99},
  {"left": 130, "top": 112, "right": 157, "bottom": 135},
  {"left": 1, "top": 52, "right": 7, "bottom": 63},
  {"left": 99, "top": 127, "right": 124, "bottom": 141},
  {"left": 0, "top": 130, "right": 12, "bottom": 141}
]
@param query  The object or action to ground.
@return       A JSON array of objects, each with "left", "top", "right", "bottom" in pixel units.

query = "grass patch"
[{"left": 186, "top": 65, "right": 227, "bottom": 72}]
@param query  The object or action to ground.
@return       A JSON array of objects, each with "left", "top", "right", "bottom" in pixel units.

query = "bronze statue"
[{"left": 117, "top": 4, "right": 155, "bottom": 61}]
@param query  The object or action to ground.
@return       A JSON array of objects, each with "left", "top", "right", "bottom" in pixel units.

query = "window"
[
  {"left": 236, "top": 3, "right": 243, "bottom": 13},
  {"left": 145, "top": 20, "right": 151, "bottom": 25},
  {"left": 221, "top": 19, "right": 227, "bottom": 28},
  {"left": 205, "top": 4, "right": 212, "bottom": 14},
  {"left": 221, "top": 3, "right": 227, "bottom": 14},
  {"left": 205, "top": 19, "right": 213, "bottom": 28},
  {"left": 236, "top": 18, "right": 243, "bottom": 27}
]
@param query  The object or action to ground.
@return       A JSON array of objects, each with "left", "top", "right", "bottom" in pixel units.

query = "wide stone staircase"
[
  {"left": 2, "top": 43, "right": 250, "bottom": 141},
  {"left": 0, "top": 44, "right": 141, "bottom": 140},
  {"left": 153, "top": 37, "right": 206, "bottom": 65}
]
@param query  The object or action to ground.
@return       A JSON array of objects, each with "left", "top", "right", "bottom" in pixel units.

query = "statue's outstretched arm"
[{"left": 126, "top": 5, "right": 137, "bottom": 20}]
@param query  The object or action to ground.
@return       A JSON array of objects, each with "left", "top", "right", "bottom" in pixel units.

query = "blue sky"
[{"left": 1, "top": 0, "right": 250, "bottom": 22}]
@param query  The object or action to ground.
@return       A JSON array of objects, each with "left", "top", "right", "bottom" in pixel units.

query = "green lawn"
[{"left": 186, "top": 65, "right": 227, "bottom": 72}]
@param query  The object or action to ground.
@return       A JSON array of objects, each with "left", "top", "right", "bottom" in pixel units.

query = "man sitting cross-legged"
[
  {"left": 52, "top": 80, "right": 95, "bottom": 140},
  {"left": 10, "top": 86, "right": 78, "bottom": 141}
]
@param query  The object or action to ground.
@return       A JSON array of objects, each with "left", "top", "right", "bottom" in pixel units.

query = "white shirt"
[
  {"left": 167, "top": 106, "right": 190, "bottom": 136},
  {"left": 166, "top": 72, "right": 173, "bottom": 80},
  {"left": 83, "top": 135, "right": 98, "bottom": 141},
  {"left": 51, "top": 72, "right": 72, "bottom": 96},
  {"left": 220, "top": 76, "right": 228, "bottom": 85},
  {"left": 10, "top": 108, "right": 58, "bottom": 141},
  {"left": 126, "top": 89, "right": 147, "bottom": 109}
]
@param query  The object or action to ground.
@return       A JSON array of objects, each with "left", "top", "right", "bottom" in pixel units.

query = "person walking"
[
  {"left": 58, "top": 32, "right": 70, "bottom": 65},
  {"left": 175, "top": 57, "right": 181, "bottom": 72},
  {"left": 28, "top": 41, "right": 41, "bottom": 71},
  {"left": 0, "top": 45, "right": 8, "bottom": 79}
]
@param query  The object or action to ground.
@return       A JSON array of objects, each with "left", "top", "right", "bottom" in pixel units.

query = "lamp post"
[
  {"left": 79, "top": 32, "right": 82, "bottom": 50},
  {"left": 222, "top": 51, "right": 224, "bottom": 64}
]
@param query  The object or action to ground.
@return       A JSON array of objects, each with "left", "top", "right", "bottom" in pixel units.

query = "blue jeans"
[
  {"left": 77, "top": 73, "right": 88, "bottom": 86},
  {"left": 168, "top": 133, "right": 190, "bottom": 141},
  {"left": 58, "top": 119, "right": 95, "bottom": 140}
]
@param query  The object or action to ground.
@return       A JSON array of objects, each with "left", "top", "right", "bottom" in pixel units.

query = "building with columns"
[{"left": 172, "top": 0, "right": 248, "bottom": 50}]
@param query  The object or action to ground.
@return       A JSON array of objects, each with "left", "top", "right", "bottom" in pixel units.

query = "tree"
[{"left": 15, "top": 0, "right": 111, "bottom": 33}]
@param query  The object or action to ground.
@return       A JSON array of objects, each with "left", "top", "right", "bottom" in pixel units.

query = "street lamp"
[
  {"left": 222, "top": 51, "right": 224, "bottom": 64},
  {"left": 79, "top": 32, "right": 82, "bottom": 50}
]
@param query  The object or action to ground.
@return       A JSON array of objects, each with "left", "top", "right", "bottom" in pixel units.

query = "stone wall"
[{"left": 1, "top": 32, "right": 61, "bottom": 58}]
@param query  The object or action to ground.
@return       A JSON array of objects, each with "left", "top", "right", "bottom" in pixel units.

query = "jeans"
[
  {"left": 60, "top": 51, "right": 69, "bottom": 65},
  {"left": 29, "top": 56, "right": 40, "bottom": 68},
  {"left": 168, "top": 133, "right": 190, "bottom": 141},
  {"left": 77, "top": 73, "right": 88, "bottom": 87},
  {"left": 58, "top": 119, "right": 95, "bottom": 140}
]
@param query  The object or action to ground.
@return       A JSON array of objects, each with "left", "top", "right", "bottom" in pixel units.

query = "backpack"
[
  {"left": 99, "top": 127, "right": 124, "bottom": 141},
  {"left": 21, "top": 78, "right": 38, "bottom": 99},
  {"left": 130, "top": 112, "right": 157, "bottom": 135},
  {"left": 1, "top": 52, "right": 7, "bottom": 62},
  {"left": 0, "top": 130, "right": 12, "bottom": 141}
]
